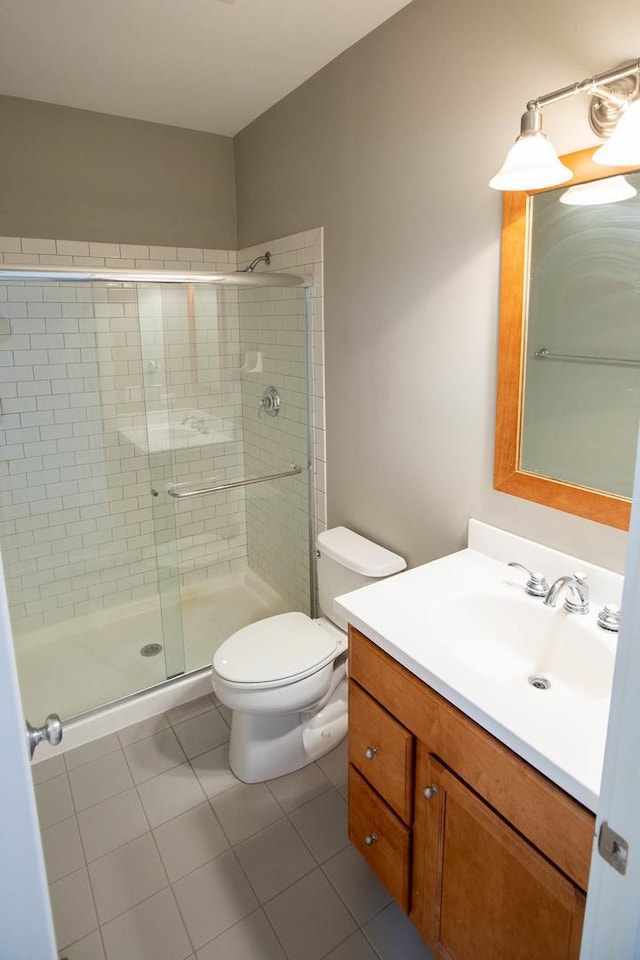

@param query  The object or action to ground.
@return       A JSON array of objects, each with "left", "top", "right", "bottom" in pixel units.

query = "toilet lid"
[{"left": 213, "top": 611, "right": 339, "bottom": 684}]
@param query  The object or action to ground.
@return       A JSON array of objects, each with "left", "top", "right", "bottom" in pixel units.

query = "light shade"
[
  {"left": 593, "top": 98, "right": 640, "bottom": 166},
  {"left": 490, "top": 107, "right": 574, "bottom": 191},
  {"left": 559, "top": 175, "right": 637, "bottom": 206},
  {"left": 490, "top": 133, "right": 573, "bottom": 191}
]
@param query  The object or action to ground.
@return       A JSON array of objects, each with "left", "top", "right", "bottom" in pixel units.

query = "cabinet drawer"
[
  {"left": 349, "top": 680, "right": 414, "bottom": 823},
  {"left": 349, "top": 764, "right": 411, "bottom": 912}
]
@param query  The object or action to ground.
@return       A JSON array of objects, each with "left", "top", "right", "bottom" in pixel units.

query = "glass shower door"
[
  {"left": 0, "top": 277, "right": 186, "bottom": 720},
  {"left": 137, "top": 282, "right": 185, "bottom": 680}
]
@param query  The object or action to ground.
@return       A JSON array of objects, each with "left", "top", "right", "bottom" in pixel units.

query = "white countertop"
[{"left": 335, "top": 520, "right": 623, "bottom": 812}]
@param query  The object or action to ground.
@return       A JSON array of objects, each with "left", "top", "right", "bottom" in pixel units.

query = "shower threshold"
[{"left": 14, "top": 564, "right": 290, "bottom": 727}]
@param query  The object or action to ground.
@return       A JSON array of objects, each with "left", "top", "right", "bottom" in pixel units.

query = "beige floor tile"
[
  {"left": 166, "top": 695, "right": 216, "bottom": 726},
  {"left": 172, "top": 851, "right": 258, "bottom": 949},
  {"left": 172, "top": 709, "right": 229, "bottom": 759},
  {"left": 323, "top": 844, "right": 392, "bottom": 924},
  {"left": 41, "top": 815, "right": 85, "bottom": 883},
  {"left": 65, "top": 734, "right": 121, "bottom": 771},
  {"left": 210, "top": 781, "right": 284, "bottom": 846},
  {"left": 49, "top": 867, "right": 98, "bottom": 950},
  {"left": 264, "top": 869, "right": 357, "bottom": 960},
  {"left": 137, "top": 760, "right": 206, "bottom": 827},
  {"left": 31, "top": 753, "right": 66, "bottom": 785},
  {"left": 153, "top": 803, "right": 229, "bottom": 881},
  {"left": 267, "top": 762, "right": 332, "bottom": 813},
  {"left": 289, "top": 788, "right": 349, "bottom": 863},
  {"left": 316, "top": 740, "right": 348, "bottom": 796},
  {"left": 363, "top": 902, "right": 436, "bottom": 960},
  {"left": 88, "top": 834, "right": 167, "bottom": 924},
  {"left": 100, "top": 888, "right": 191, "bottom": 960},
  {"left": 195, "top": 909, "right": 286, "bottom": 960},
  {"left": 190, "top": 744, "right": 241, "bottom": 798},
  {"left": 117, "top": 712, "right": 170, "bottom": 747},
  {"left": 122, "top": 728, "right": 186, "bottom": 783},
  {"left": 56, "top": 929, "right": 105, "bottom": 960},
  {"left": 68, "top": 752, "right": 133, "bottom": 812},
  {"left": 35, "top": 772, "right": 74, "bottom": 829},
  {"left": 235, "top": 819, "right": 315, "bottom": 902},
  {"left": 77, "top": 787, "right": 149, "bottom": 861},
  {"left": 322, "top": 931, "right": 380, "bottom": 960}
]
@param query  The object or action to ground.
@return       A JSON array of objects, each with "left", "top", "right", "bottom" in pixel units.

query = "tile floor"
[{"left": 32, "top": 695, "right": 435, "bottom": 960}]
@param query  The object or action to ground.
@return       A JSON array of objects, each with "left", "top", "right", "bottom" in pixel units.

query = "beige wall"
[
  {"left": 234, "top": 0, "right": 638, "bottom": 572},
  {"left": 0, "top": 96, "right": 237, "bottom": 249}
]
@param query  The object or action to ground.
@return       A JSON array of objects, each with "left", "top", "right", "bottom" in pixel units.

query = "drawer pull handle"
[
  {"left": 423, "top": 784, "right": 439, "bottom": 800},
  {"left": 364, "top": 832, "right": 378, "bottom": 846},
  {"left": 364, "top": 745, "right": 378, "bottom": 760}
]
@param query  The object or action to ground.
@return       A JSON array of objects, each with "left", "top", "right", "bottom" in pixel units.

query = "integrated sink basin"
[
  {"left": 335, "top": 519, "right": 623, "bottom": 810},
  {"left": 118, "top": 408, "right": 235, "bottom": 454},
  {"left": 428, "top": 592, "right": 614, "bottom": 702}
]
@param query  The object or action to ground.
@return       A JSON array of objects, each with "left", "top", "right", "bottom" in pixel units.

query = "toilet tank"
[{"left": 316, "top": 526, "right": 406, "bottom": 631}]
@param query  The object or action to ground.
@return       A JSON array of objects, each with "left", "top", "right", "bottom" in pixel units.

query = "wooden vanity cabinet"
[{"left": 348, "top": 626, "right": 595, "bottom": 960}]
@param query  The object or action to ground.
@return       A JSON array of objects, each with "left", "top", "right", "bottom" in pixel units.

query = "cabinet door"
[{"left": 418, "top": 750, "right": 585, "bottom": 960}]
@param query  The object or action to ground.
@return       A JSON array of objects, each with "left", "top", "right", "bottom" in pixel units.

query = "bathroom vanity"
[
  {"left": 336, "top": 521, "right": 622, "bottom": 960},
  {"left": 349, "top": 626, "right": 591, "bottom": 959}
]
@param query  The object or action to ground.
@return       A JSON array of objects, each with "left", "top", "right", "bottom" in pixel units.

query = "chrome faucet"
[
  {"left": 543, "top": 572, "right": 589, "bottom": 614},
  {"left": 181, "top": 414, "right": 209, "bottom": 434}
]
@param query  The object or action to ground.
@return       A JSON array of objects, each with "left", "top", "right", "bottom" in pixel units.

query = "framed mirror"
[{"left": 494, "top": 147, "right": 640, "bottom": 530}]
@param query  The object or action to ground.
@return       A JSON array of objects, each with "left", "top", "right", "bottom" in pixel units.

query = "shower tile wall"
[
  {"left": 135, "top": 282, "right": 247, "bottom": 588},
  {"left": 0, "top": 233, "right": 326, "bottom": 635},
  {"left": 238, "top": 229, "right": 325, "bottom": 612},
  {"left": 0, "top": 241, "right": 245, "bottom": 636}
]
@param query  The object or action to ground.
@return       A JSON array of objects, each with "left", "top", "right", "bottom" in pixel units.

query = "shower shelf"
[{"left": 167, "top": 464, "right": 303, "bottom": 499}]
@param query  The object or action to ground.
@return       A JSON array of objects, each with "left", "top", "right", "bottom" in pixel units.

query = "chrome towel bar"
[
  {"left": 535, "top": 347, "right": 640, "bottom": 367},
  {"left": 167, "top": 464, "right": 303, "bottom": 499}
]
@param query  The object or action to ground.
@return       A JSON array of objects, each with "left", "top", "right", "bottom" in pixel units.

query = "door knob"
[
  {"left": 26, "top": 714, "right": 63, "bottom": 760},
  {"left": 423, "top": 784, "right": 439, "bottom": 800},
  {"left": 364, "top": 745, "right": 378, "bottom": 760},
  {"left": 364, "top": 832, "right": 378, "bottom": 846}
]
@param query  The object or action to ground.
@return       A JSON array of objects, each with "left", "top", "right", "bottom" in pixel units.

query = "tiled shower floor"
[{"left": 32, "top": 696, "right": 435, "bottom": 960}]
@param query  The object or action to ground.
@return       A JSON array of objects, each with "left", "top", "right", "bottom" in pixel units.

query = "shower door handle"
[{"left": 26, "top": 713, "right": 63, "bottom": 760}]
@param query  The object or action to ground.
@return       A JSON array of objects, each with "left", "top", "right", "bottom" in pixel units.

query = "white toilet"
[{"left": 211, "top": 526, "right": 406, "bottom": 782}]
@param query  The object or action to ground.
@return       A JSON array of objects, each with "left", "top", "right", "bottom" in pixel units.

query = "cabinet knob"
[
  {"left": 364, "top": 832, "right": 378, "bottom": 846},
  {"left": 364, "top": 745, "right": 378, "bottom": 760},
  {"left": 423, "top": 784, "right": 439, "bottom": 800}
]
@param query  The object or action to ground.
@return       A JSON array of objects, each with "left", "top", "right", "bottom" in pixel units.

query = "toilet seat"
[{"left": 213, "top": 611, "right": 340, "bottom": 688}]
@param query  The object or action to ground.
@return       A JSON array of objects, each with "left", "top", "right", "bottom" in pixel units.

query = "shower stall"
[{"left": 0, "top": 264, "right": 314, "bottom": 730}]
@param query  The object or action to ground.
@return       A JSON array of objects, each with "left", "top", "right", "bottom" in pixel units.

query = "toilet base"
[{"left": 227, "top": 677, "right": 348, "bottom": 783}]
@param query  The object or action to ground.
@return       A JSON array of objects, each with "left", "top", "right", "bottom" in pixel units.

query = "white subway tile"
[{"left": 89, "top": 242, "right": 120, "bottom": 258}]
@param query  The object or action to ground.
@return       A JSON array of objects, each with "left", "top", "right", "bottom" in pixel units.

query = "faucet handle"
[
  {"left": 564, "top": 572, "right": 590, "bottom": 614},
  {"left": 507, "top": 562, "right": 549, "bottom": 598},
  {"left": 597, "top": 603, "right": 621, "bottom": 632}
]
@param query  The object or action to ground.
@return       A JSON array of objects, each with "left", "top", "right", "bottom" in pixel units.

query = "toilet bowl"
[{"left": 211, "top": 526, "right": 406, "bottom": 783}]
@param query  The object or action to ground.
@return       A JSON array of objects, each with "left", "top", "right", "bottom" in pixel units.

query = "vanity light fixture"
[
  {"left": 490, "top": 59, "right": 640, "bottom": 191},
  {"left": 559, "top": 175, "right": 637, "bottom": 206}
]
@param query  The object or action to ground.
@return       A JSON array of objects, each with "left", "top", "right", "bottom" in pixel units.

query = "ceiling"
[{"left": 0, "top": 0, "right": 413, "bottom": 136}]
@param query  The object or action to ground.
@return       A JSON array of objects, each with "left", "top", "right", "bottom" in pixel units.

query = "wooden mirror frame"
[{"left": 493, "top": 147, "right": 639, "bottom": 531}]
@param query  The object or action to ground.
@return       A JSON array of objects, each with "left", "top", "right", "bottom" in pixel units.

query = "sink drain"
[
  {"left": 140, "top": 643, "right": 163, "bottom": 658},
  {"left": 528, "top": 674, "right": 551, "bottom": 691}
]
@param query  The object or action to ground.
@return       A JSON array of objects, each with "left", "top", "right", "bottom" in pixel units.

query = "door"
[
  {"left": 419, "top": 750, "right": 585, "bottom": 960},
  {"left": 579, "top": 426, "right": 640, "bottom": 958},
  {"left": 0, "top": 551, "right": 56, "bottom": 957}
]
